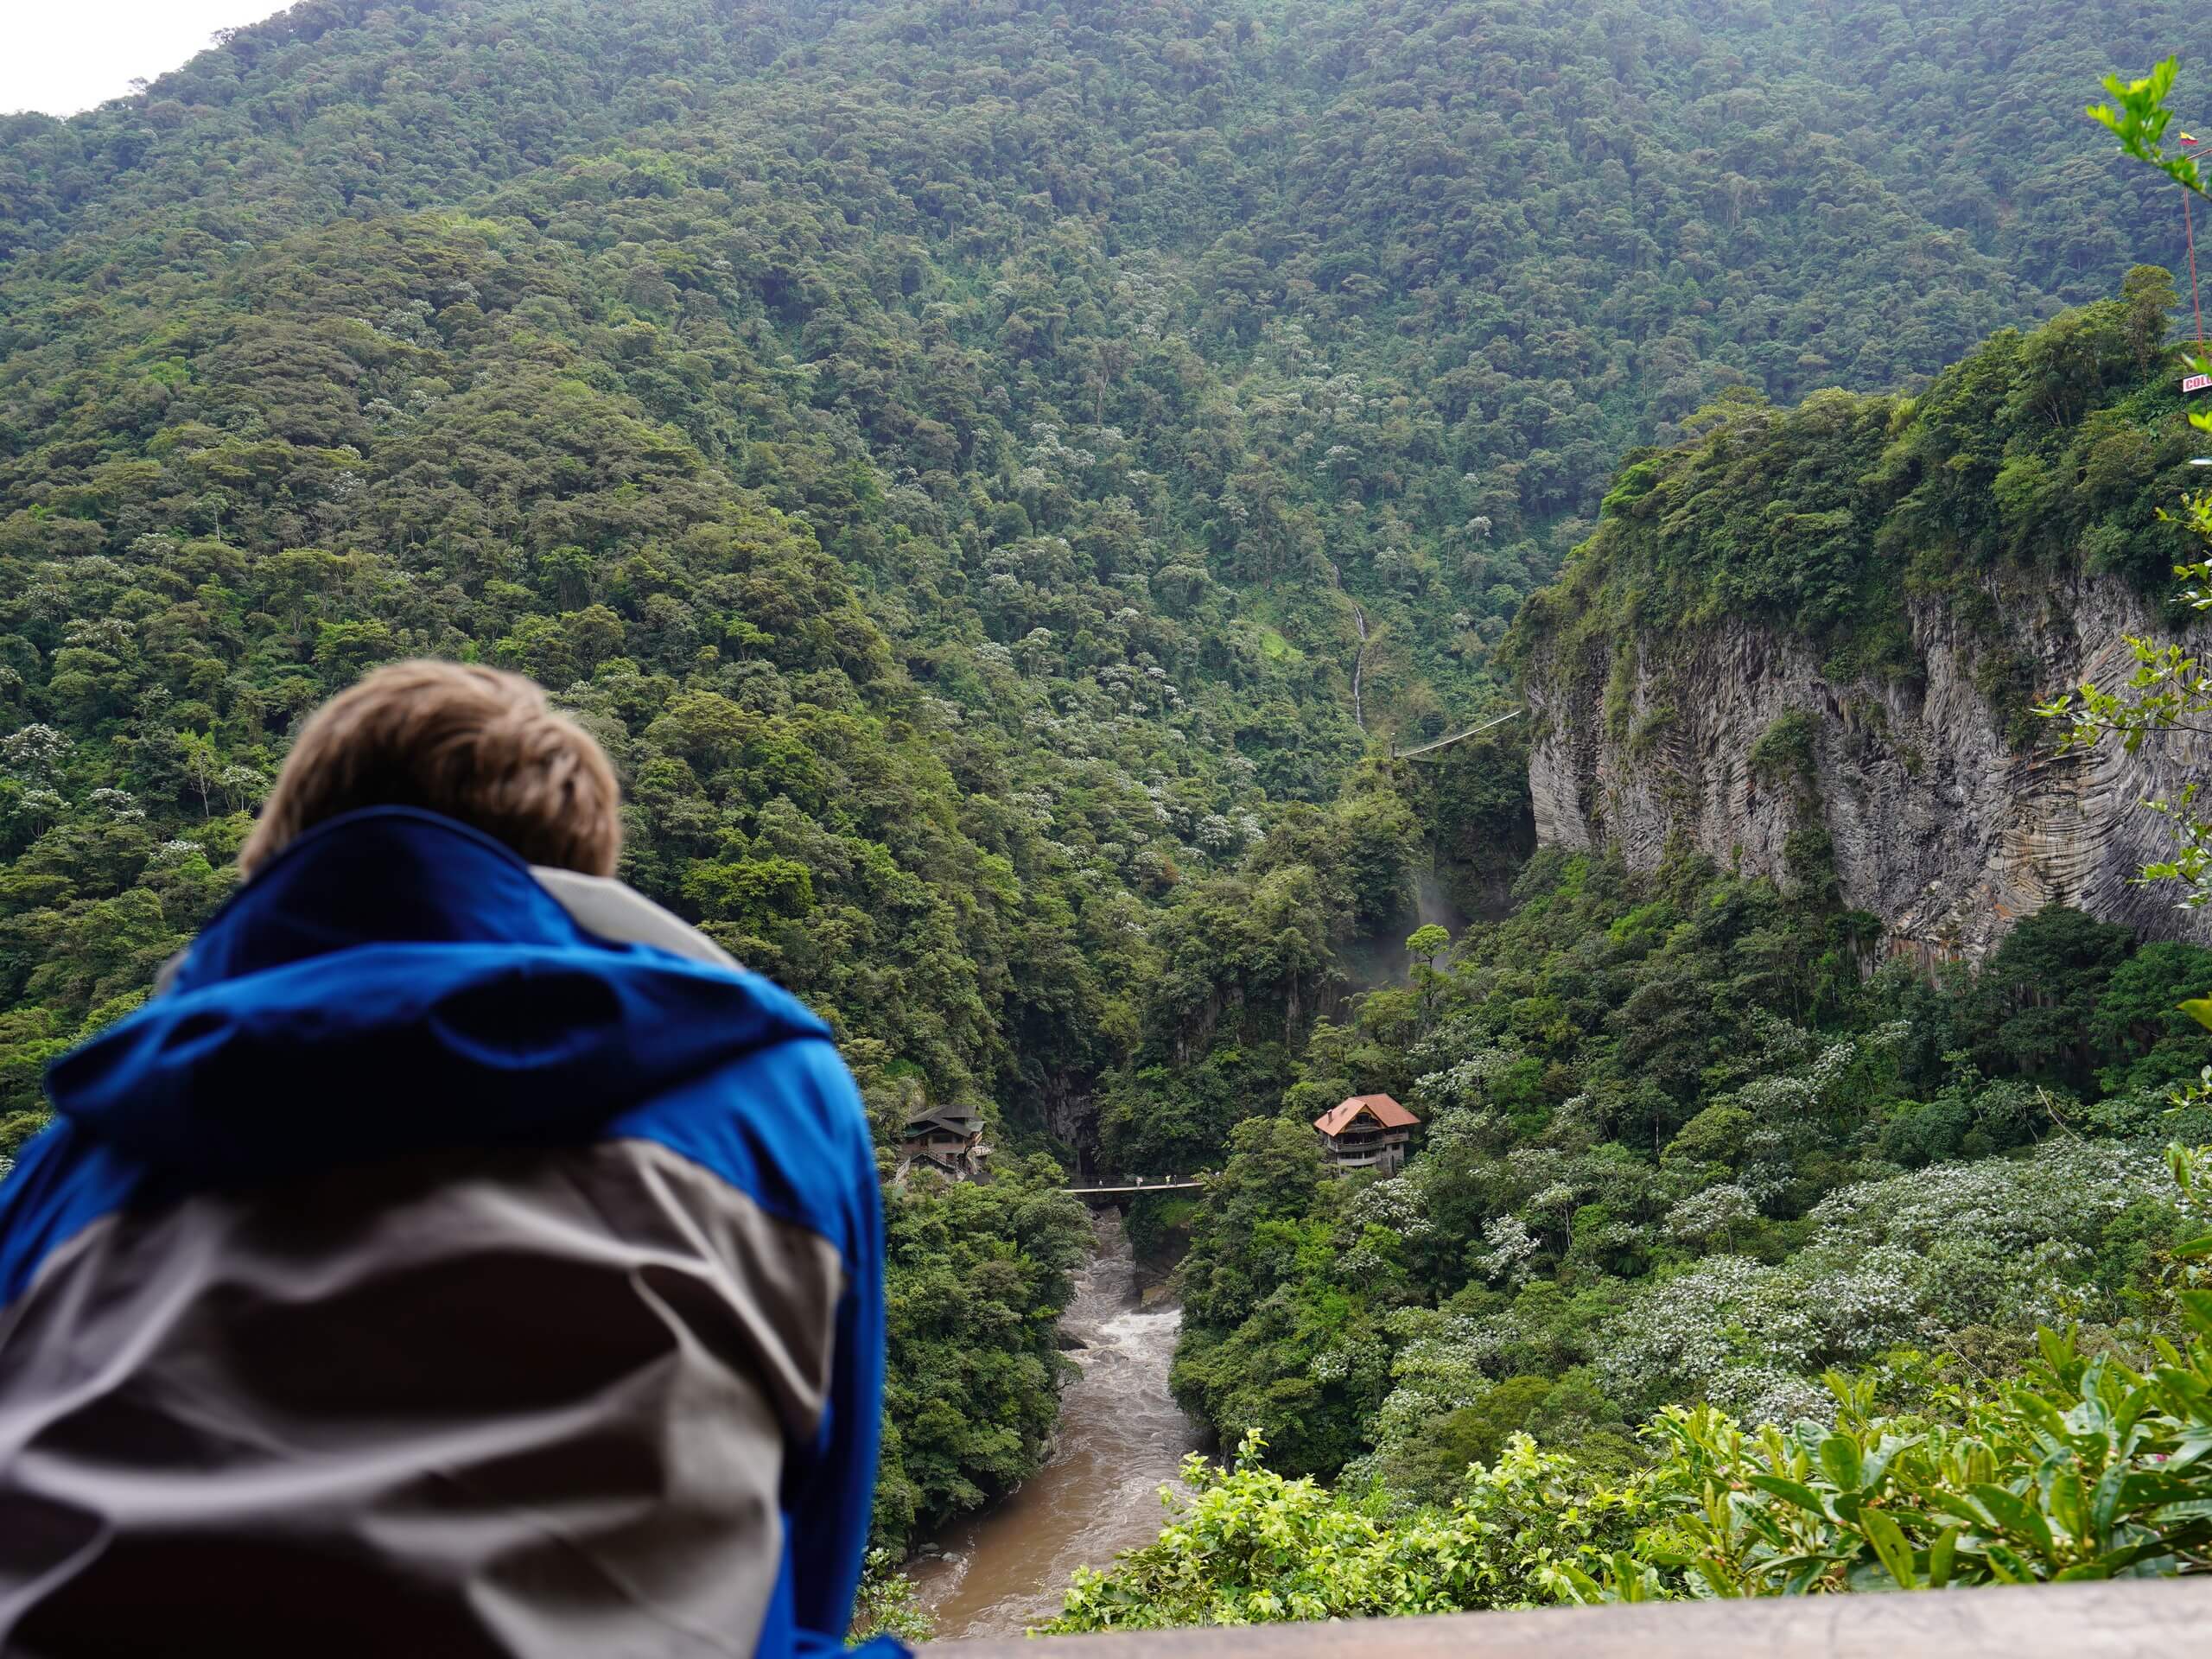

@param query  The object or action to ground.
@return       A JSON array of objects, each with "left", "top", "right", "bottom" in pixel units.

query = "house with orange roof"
[{"left": 1313, "top": 1092, "right": 1420, "bottom": 1176}]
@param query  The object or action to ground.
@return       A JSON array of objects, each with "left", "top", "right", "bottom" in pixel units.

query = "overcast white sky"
[{"left": 4, "top": 3, "right": 290, "bottom": 118}]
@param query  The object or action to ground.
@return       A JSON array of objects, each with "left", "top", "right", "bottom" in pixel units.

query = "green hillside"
[
  {"left": 1516, "top": 271, "right": 2201, "bottom": 730},
  {"left": 1089, "top": 302, "right": 2212, "bottom": 1622},
  {"left": 5, "top": 0, "right": 2212, "bottom": 1567}
]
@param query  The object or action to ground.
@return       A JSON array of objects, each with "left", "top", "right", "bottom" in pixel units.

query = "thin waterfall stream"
[{"left": 907, "top": 1208, "right": 1201, "bottom": 1639}]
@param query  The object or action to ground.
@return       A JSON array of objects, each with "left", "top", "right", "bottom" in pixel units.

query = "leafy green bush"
[
  {"left": 1126, "top": 1191, "right": 1202, "bottom": 1270},
  {"left": 1572, "top": 1309, "right": 2212, "bottom": 1599},
  {"left": 1045, "top": 1429, "right": 1649, "bottom": 1633},
  {"left": 874, "top": 1160, "right": 1093, "bottom": 1552},
  {"left": 1050, "top": 1287, "right": 2212, "bottom": 1628},
  {"left": 849, "top": 1548, "right": 937, "bottom": 1645},
  {"left": 1749, "top": 712, "right": 1819, "bottom": 793}
]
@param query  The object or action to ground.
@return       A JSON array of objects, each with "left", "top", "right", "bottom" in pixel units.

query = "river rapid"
[{"left": 908, "top": 1208, "right": 1202, "bottom": 1638}]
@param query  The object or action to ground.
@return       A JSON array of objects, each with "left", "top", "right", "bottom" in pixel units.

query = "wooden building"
[
  {"left": 896, "top": 1103, "right": 992, "bottom": 1183},
  {"left": 1313, "top": 1093, "right": 1420, "bottom": 1176}
]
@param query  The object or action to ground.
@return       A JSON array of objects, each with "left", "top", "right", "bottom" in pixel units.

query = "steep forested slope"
[
  {"left": 1518, "top": 279, "right": 2212, "bottom": 957},
  {"left": 1169, "top": 849, "right": 2212, "bottom": 1476},
  {"left": 3, "top": 0, "right": 2211, "bottom": 1554},
  {"left": 1149, "top": 280, "right": 2212, "bottom": 1605},
  {"left": 7, "top": 0, "right": 2205, "bottom": 747}
]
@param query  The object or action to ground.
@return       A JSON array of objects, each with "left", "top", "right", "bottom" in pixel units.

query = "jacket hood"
[{"left": 47, "top": 807, "right": 829, "bottom": 1185}]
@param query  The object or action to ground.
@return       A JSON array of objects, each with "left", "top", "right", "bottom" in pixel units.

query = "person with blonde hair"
[{"left": 0, "top": 662, "right": 894, "bottom": 1658}]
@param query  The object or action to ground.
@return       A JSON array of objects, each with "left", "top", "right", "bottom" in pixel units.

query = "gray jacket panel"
[
  {"left": 0, "top": 1140, "right": 841, "bottom": 1659},
  {"left": 529, "top": 870, "right": 741, "bottom": 972}
]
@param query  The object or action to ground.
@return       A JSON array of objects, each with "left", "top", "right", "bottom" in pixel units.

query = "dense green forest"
[
  {"left": 1167, "top": 850, "right": 2212, "bottom": 1481},
  {"left": 5, "top": 0, "right": 2212, "bottom": 1586},
  {"left": 1516, "top": 264, "right": 2202, "bottom": 732},
  {"left": 1056, "top": 836, "right": 2212, "bottom": 1621},
  {"left": 1097, "top": 275, "right": 2212, "bottom": 1622}
]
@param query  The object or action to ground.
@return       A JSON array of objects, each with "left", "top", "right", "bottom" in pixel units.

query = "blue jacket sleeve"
[{"left": 783, "top": 1048, "right": 891, "bottom": 1654}]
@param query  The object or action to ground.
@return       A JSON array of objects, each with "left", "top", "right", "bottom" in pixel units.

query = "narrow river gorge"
[{"left": 909, "top": 1211, "right": 1201, "bottom": 1639}]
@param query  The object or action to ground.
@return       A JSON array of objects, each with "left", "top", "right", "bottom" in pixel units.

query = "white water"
[{"left": 907, "top": 1210, "right": 1201, "bottom": 1638}]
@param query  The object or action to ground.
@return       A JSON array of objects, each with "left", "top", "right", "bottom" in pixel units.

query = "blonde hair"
[{"left": 238, "top": 661, "right": 621, "bottom": 879}]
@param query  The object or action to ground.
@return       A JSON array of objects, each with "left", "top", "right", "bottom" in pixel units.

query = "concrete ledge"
[{"left": 925, "top": 1574, "right": 2212, "bottom": 1656}]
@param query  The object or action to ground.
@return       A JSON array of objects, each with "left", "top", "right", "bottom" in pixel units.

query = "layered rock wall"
[{"left": 1525, "top": 573, "right": 2212, "bottom": 961}]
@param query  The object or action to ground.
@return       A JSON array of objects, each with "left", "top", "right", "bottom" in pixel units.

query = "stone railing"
[{"left": 926, "top": 1574, "right": 2211, "bottom": 1657}]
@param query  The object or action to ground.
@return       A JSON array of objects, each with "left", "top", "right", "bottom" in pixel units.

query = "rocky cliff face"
[{"left": 1525, "top": 571, "right": 2212, "bottom": 962}]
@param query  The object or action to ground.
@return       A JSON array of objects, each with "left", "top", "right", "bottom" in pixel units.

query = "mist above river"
[
  {"left": 909, "top": 1209, "right": 1201, "bottom": 1639},
  {"left": 1336, "top": 869, "right": 1470, "bottom": 995}
]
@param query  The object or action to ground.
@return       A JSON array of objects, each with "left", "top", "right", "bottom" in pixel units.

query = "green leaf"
[
  {"left": 1553, "top": 1562, "right": 1605, "bottom": 1605},
  {"left": 2090, "top": 1464, "right": 2131, "bottom": 1540},
  {"left": 1971, "top": 1484, "right": 2057, "bottom": 1561},
  {"left": 2177, "top": 1289, "right": 2212, "bottom": 1337},
  {"left": 1860, "top": 1508, "right": 1917, "bottom": 1589},
  {"left": 1859, "top": 1434, "right": 1919, "bottom": 1497},
  {"left": 1928, "top": 1525, "right": 1959, "bottom": 1590},
  {"left": 2117, "top": 1471, "right": 2200, "bottom": 1509},
  {"left": 1691, "top": 1559, "right": 1743, "bottom": 1599},
  {"left": 2090, "top": 59, "right": 2208, "bottom": 194},
  {"left": 1924, "top": 1489, "right": 1996, "bottom": 1529},
  {"left": 1819, "top": 1433, "right": 1865, "bottom": 1493},
  {"left": 1747, "top": 1475, "right": 1831, "bottom": 1516},
  {"left": 2045, "top": 1470, "right": 2087, "bottom": 1544}
]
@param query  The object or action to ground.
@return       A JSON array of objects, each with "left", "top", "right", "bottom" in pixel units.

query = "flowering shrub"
[
  {"left": 1050, "top": 1289, "right": 2212, "bottom": 1630},
  {"left": 1808, "top": 1142, "right": 2171, "bottom": 1258},
  {"left": 1109, "top": 1019, "right": 2212, "bottom": 1630},
  {"left": 1566, "top": 1301, "right": 2212, "bottom": 1600},
  {"left": 1045, "top": 1430, "right": 1649, "bottom": 1633},
  {"left": 1592, "top": 1146, "right": 2185, "bottom": 1415},
  {"left": 1662, "top": 1182, "right": 1759, "bottom": 1247}
]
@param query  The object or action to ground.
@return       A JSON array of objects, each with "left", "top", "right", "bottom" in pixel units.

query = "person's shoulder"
[
  {"left": 531, "top": 868, "right": 742, "bottom": 972},
  {"left": 602, "top": 1003, "right": 875, "bottom": 1256},
  {"left": 0, "top": 1122, "right": 146, "bottom": 1318}
]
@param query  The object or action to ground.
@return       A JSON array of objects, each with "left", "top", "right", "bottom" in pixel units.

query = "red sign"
[{"left": 2185, "top": 373, "right": 2212, "bottom": 394}]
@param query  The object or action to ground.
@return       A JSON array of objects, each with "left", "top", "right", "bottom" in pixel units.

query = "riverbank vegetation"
[
  {"left": 1072, "top": 734, "right": 2212, "bottom": 1624},
  {"left": 1118, "top": 313, "right": 2212, "bottom": 1614},
  {"left": 1053, "top": 1270, "right": 2212, "bottom": 1627},
  {"left": 1166, "top": 848, "right": 2212, "bottom": 1471}
]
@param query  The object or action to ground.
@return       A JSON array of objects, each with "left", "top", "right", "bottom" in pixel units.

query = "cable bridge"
[
  {"left": 1390, "top": 706, "right": 1522, "bottom": 760},
  {"left": 1061, "top": 1176, "right": 1207, "bottom": 1207}
]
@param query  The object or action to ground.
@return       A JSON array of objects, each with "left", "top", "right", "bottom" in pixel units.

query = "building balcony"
[{"left": 1323, "top": 1149, "right": 1400, "bottom": 1169}]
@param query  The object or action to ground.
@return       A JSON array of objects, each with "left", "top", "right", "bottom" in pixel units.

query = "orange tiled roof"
[{"left": 1313, "top": 1093, "right": 1420, "bottom": 1136}]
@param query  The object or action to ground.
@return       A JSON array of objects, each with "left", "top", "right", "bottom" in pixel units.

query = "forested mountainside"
[
  {"left": 1520, "top": 279, "right": 2212, "bottom": 958},
  {"left": 3, "top": 0, "right": 2212, "bottom": 1569},
  {"left": 1150, "top": 274, "right": 2212, "bottom": 1449},
  {"left": 1121, "top": 287, "right": 2212, "bottom": 1620}
]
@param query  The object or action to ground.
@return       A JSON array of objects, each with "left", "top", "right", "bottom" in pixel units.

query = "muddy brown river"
[{"left": 908, "top": 1210, "right": 1202, "bottom": 1638}]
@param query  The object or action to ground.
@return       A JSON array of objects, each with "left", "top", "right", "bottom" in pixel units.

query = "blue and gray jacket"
[{"left": 0, "top": 807, "right": 893, "bottom": 1658}]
